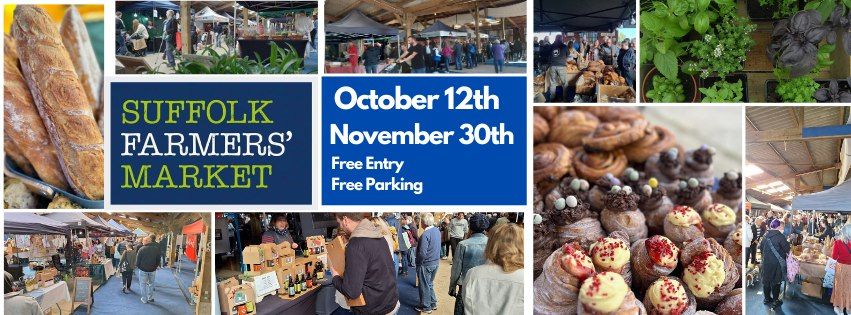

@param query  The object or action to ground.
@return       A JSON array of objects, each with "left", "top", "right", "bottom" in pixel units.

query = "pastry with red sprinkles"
[
  {"left": 590, "top": 231, "right": 633, "bottom": 285},
  {"left": 631, "top": 235, "right": 680, "bottom": 292},
  {"left": 577, "top": 272, "right": 647, "bottom": 315},
  {"left": 534, "top": 243, "right": 597, "bottom": 314},
  {"left": 680, "top": 238, "right": 739, "bottom": 309},
  {"left": 643, "top": 276, "right": 696, "bottom": 315},
  {"left": 663, "top": 205, "right": 705, "bottom": 248}
]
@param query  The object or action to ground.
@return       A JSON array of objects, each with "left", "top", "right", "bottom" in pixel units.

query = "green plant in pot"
[
  {"left": 700, "top": 80, "right": 744, "bottom": 102},
  {"left": 757, "top": 0, "right": 799, "bottom": 19},
  {"left": 683, "top": 15, "right": 756, "bottom": 79},
  {"left": 776, "top": 76, "right": 820, "bottom": 102},
  {"left": 175, "top": 42, "right": 303, "bottom": 74},
  {"left": 646, "top": 75, "right": 686, "bottom": 102}
]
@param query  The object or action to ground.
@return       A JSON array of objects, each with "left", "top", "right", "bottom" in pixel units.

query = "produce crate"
[{"left": 801, "top": 278, "right": 823, "bottom": 299}]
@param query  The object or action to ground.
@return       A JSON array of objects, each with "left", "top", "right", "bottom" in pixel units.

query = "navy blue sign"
[
  {"left": 322, "top": 76, "right": 526, "bottom": 205},
  {"left": 111, "top": 82, "right": 312, "bottom": 205}
]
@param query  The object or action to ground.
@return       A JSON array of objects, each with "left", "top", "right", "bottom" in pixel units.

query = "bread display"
[
  {"left": 534, "top": 107, "right": 742, "bottom": 315},
  {"left": 4, "top": 34, "right": 70, "bottom": 191},
  {"left": 5, "top": 5, "right": 104, "bottom": 208},
  {"left": 60, "top": 5, "right": 102, "bottom": 116}
]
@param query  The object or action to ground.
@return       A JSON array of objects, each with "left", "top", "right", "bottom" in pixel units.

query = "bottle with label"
[{"left": 288, "top": 276, "right": 295, "bottom": 297}]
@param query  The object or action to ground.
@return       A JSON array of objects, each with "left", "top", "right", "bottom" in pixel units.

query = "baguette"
[
  {"left": 60, "top": 5, "right": 102, "bottom": 116},
  {"left": 4, "top": 134, "right": 35, "bottom": 176},
  {"left": 12, "top": 5, "right": 103, "bottom": 200},
  {"left": 4, "top": 34, "right": 69, "bottom": 190}
]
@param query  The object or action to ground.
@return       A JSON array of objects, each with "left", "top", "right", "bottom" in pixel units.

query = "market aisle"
[
  {"left": 745, "top": 282, "right": 833, "bottom": 315},
  {"left": 72, "top": 257, "right": 196, "bottom": 315},
  {"left": 396, "top": 256, "right": 454, "bottom": 315}
]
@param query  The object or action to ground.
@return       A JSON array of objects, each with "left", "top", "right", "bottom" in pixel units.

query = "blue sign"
[
  {"left": 110, "top": 82, "right": 312, "bottom": 205},
  {"left": 322, "top": 76, "right": 526, "bottom": 205}
]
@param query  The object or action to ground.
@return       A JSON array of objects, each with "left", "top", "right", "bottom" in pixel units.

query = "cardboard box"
[
  {"left": 323, "top": 236, "right": 366, "bottom": 307},
  {"left": 596, "top": 85, "right": 635, "bottom": 103},
  {"left": 802, "top": 280, "right": 822, "bottom": 298},
  {"left": 277, "top": 242, "right": 295, "bottom": 266},
  {"left": 306, "top": 236, "right": 326, "bottom": 254},
  {"left": 217, "top": 277, "right": 257, "bottom": 315}
]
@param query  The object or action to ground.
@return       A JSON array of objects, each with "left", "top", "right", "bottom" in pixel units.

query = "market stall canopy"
[
  {"left": 116, "top": 0, "right": 180, "bottom": 11},
  {"left": 223, "top": 12, "right": 257, "bottom": 26},
  {"left": 747, "top": 195, "right": 787, "bottom": 212},
  {"left": 182, "top": 219, "right": 206, "bottom": 235},
  {"left": 44, "top": 213, "right": 110, "bottom": 232},
  {"left": 792, "top": 179, "right": 851, "bottom": 212},
  {"left": 534, "top": 0, "right": 634, "bottom": 32},
  {"left": 107, "top": 219, "right": 133, "bottom": 235},
  {"left": 431, "top": 2, "right": 527, "bottom": 28},
  {"left": 195, "top": 6, "right": 230, "bottom": 23},
  {"left": 326, "top": 9, "right": 399, "bottom": 41},
  {"left": 237, "top": 1, "right": 317, "bottom": 12},
  {"left": 421, "top": 20, "right": 468, "bottom": 38},
  {"left": 5, "top": 213, "right": 70, "bottom": 235},
  {"left": 133, "top": 228, "right": 149, "bottom": 236}
]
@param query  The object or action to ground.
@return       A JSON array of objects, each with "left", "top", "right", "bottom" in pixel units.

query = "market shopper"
[
  {"left": 347, "top": 42, "right": 359, "bottom": 73},
  {"left": 760, "top": 219, "right": 790, "bottom": 309},
  {"left": 453, "top": 40, "right": 464, "bottom": 71},
  {"left": 449, "top": 213, "right": 469, "bottom": 261},
  {"left": 441, "top": 215, "right": 451, "bottom": 259},
  {"left": 163, "top": 10, "right": 178, "bottom": 68},
  {"left": 617, "top": 39, "right": 636, "bottom": 88},
  {"left": 467, "top": 41, "right": 477, "bottom": 68},
  {"left": 4, "top": 271, "right": 43, "bottom": 315},
  {"left": 747, "top": 216, "right": 758, "bottom": 265},
  {"left": 449, "top": 214, "right": 490, "bottom": 315},
  {"left": 116, "top": 11, "right": 127, "bottom": 55},
  {"left": 599, "top": 36, "right": 614, "bottom": 65},
  {"left": 831, "top": 224, "right": 851, "bottom": 315},
  {"left": 547, "top": 35, "right": 571, "bottom": 101},
  {"left": 416, "top": 213, "right": 441, "bottom": 314},
  {"left": 398, "top": 36, "right": 427, "bottom": 73},
  {"left": 492, "top": 39, "right": 505, "bottom": 73},
  {"left": 362, "top": 42, "right": 382, "bottom": 74},
  {"left": 136, "top": 235, "right": 160, "bottom": 304},
  {"left": 332, "top": 213, "right": 400, "bottom": 315},
  {"left": 119, "top": 243, "right": 137, "bottom": 294},
  {"left": 462, "top": 223, "right": 524, "bottom": 315}
]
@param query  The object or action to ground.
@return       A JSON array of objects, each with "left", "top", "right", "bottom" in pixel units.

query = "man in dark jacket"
[
  {"left": 135, "top": 235, "right": 161, "bottom": 304},
  {"left": 453, "top": 41, "right": 463, "bottom": 71},
  {"left": 416, "top": 213, "right": 441, "bottom": 313},
  {"left": 617, "top": 40, "right": 636, "bottom": 88},
  {"left": 116, "top": 11, "right": 127, "bottom": 55},
  {"left": 760, "top": 219, "right": 790, "bottom": 309},
  {"left": 163, "top": 10, "right": 178, "bottom": 67},
  {"left": 361, "top": 43, "right": 382, "bottom": 74},
  {"left": 158, "top": 235, "right": 168, "bottom": 267},
  {"left": 332, "top": 213, "right": 399, "bottom": 314}
]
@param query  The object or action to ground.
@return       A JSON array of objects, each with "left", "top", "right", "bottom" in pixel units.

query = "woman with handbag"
[
  {"left": 760, "top": 219, "right": 790, "bottom": 310},
  {"left": 831, "top": 225, "right": 851, "bottom": 315}
]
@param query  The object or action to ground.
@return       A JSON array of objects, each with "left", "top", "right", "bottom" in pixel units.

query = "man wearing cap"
[
  {"left": 448, "top": 213, "right": 490, "bottom": 314},
  {"left": 261, "top": 214, "right": 298, "bottom": 249}
]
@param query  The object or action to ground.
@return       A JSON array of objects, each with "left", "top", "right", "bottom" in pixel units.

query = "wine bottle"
[{"left": 288, "top": 276, "right": 295, "bottom": 297}]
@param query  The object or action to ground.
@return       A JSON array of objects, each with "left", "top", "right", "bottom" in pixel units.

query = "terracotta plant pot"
[{"left": 641, "top": 67, "right": 699, "bottom": 103}]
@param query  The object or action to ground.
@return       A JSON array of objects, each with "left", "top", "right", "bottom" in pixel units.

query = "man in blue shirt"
[{"left": 416, "top": 213, "right": 441, "bottom": 313}]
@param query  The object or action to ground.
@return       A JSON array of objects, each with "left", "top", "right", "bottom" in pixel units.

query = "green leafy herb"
[
  {"left": 700, "top": 79, "right": 743, "bottom": 102},
  {"left": 646, "top": 75, "right": 687, "bottom": 102},
  {"left": 776, "top": 76, "right": 820, "bottom": 102},
  {"left": 174, "top": 42, "right": 304, "bottom": 74},
  {"left": 684, "top": 15, "right": 756, "bottom": 78}
]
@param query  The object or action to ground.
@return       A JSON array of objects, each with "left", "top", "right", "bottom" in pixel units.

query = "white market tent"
[
  {"left": 792, "top": 179, "right": 851, "bottom": 212},
  {"left": 134, "top": 228, "right": 149, "bottom": 236},
  {"left": 420, "top": 20, "right": 468, "bottom": 38},
  {"left": 107, "top": 219, "right": 133, "bottom": 234},
  {"left": 44, "top": 212, "right": 111, "bottom": 232},
  {"left": 195, "top": 6, "right": 230, "bottom": 23}
]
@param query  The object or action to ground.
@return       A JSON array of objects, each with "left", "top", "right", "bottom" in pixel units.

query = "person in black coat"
[{"left": 760, "top": 219, "right": 790, "bottom": 309}]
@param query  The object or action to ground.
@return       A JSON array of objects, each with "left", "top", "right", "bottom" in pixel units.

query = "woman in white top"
[
  {"left": 130, "top": 19, "right": 149, "bottom": 56},
  {"left": 463, "top": 223, "right": 524, "bottom": 315}
]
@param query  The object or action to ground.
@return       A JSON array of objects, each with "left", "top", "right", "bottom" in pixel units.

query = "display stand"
[{"left": 72, "top": 276, "right": 93, "bottom": 314}]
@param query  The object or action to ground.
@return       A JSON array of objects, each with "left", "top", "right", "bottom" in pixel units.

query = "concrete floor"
[{"left": 745, "top": 280, "right": 834, "bottom": 315}]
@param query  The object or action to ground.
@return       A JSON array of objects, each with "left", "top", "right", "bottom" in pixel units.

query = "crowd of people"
[
  {"left": 747, "top": 211, "right": 851, "bottom": 313},
  {"left": 534, "top": 34, "right": 636, "bottom": 100},
  {"left": 346, "top": 35, "right": 524, "bottom": 74},
  {"left": 115, "top": 10, "right": 181, "bottom": 68},
  {"left": 330, "top": 212, "right": 524, "bottom": 315}
]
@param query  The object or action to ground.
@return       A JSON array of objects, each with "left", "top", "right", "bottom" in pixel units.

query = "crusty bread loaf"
[
  {"left": 4, "top": 134, "right": 35, "bottom": 176},
  {"left": 12, "top": 5, "right": 103, "bottom": 200},
  {"left": 4, "top": 34, "right": 70, "bottom": 190},
  {"left": 60, "top": 5, "right": 102, "bottom": 116}
]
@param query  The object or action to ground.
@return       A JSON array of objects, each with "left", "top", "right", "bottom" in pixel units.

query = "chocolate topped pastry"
[
  {"left": 640, "top": 179, "right": 675, "bottom": 236},
  {"left": 645, "top": 147, "right": 684, "bottom": 192},
  {"left": 544, "top": 195, "right": 593, "bottom": 228},
  {"left": 601, "top": 186, "right": 648, "bottom": 243},
  {"left": 605, "top": 186, "right": 640, "bottom": 212},
  {"left": 589, "top": 173, "right": 623, "bottom": 212},
  {"left": 534, "top": 195, "right": 605, "bottom": 278},
  {"left": 713, "top": 171, "right": 742, "bottom": 213},
  {"left": 675, "top": 178, "right": 713, "bottom": 213},
  {"left": 556, "top": 176, "right": 592, "bottom": 204},
  {"left": 621, "top": 167, "right": 646, "bottom": 192},
  {"left": 683, "top": 145, "right": 716, "bottom": 186}
]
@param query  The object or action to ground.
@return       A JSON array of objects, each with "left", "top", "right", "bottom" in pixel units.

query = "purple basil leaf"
[
  {"left": 840, "top": 92, "right": 851, "bottom": 102},
  {"left": 815, "top": 88, "right": 830, "bottom": 101},
  {"left": 805, "top": 26, "right": 830, "bottom": 43}
]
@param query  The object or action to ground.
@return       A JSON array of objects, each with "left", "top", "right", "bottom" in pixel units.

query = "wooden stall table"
[
  {"left": 798, "top": 260, "right": 827, "bottom": 279},
  {"left": 238, "top": 38, "right": 308, "bottom": 62},
  {"left": 254, "top": 278, "right": 333, "bottom": 315},
  {"left": 24, "top": 280, "right": 71, "bottom": 314}
]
